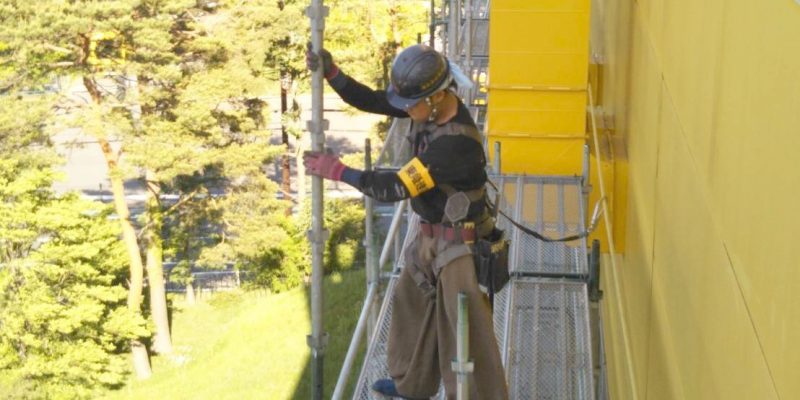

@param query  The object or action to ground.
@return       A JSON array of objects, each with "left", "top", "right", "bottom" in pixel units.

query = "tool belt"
[
  {"left": 473, "top": 228, "right": 510, "bottom": 296},
  {"left": 418, "top": 221, "right": 510, "bottom": 295}
]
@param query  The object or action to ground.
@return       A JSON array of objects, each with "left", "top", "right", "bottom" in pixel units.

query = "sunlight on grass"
[{"left": 104, "top": 269, "right": 366, "bottom": 400}]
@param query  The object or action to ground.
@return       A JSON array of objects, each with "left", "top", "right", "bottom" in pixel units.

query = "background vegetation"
[{"left": 0, "top": 0, "right": 427, "bottom": 398}]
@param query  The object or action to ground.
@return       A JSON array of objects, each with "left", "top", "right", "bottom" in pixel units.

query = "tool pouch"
[{"left": 473, "top": 228, "right": 510, "bottom": 293}]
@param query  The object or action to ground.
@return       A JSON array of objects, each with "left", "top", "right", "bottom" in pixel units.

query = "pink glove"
[{"left": 303, "top": 150, "right": 347, "bottom": 181}]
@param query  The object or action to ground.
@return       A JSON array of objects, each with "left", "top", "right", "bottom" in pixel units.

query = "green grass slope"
[{"left": 106, "top": 269, "right": 368, "bottom": 400}]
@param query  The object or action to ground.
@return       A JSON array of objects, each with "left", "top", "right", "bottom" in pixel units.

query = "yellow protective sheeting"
[
  {"left": 487, "top": 136, "right": 584, "bottom": 176},
  {"left": 597, "top": 0, "right": 800, "bottom": 398},
  {"left": 488, "top": 0, "right": 590, "bottom": 176},
  {"left": 488, "top": 90, "right": 587, "bottom": 136},
  {"left": 646, "top": 99, "right": 777, "bottom": 399}
]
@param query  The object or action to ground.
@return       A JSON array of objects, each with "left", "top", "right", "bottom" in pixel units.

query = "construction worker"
[{"left": 305, "top": 44, "right": 508, "bottom": 400}]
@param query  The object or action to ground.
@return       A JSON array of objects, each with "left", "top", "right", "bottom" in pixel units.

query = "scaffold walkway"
[
  {"left": 351, "top": 175, "right": 595, "bottom": 399},
  {"left": 347, "top": 0, "right": 598, "bottom": 397}
]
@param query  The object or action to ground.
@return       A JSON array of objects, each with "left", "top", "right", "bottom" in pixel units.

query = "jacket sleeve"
[
  {"left": 342, "top": 169, "right": 413, "bottom": 202},
  {"left": 327, "top": 72, "right": 409, "bottom": 118},
  {"left": 339, "top": 133, "right": 487, "bottom": 202}
]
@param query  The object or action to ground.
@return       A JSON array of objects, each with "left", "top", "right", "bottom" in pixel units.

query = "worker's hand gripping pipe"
[{"left": 306, "top": 1, "right": 329, "bottom": 399}]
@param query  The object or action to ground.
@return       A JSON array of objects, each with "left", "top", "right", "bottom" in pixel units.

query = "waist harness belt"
[{"left": 420, "top": 221, "right": 477, "bottom": 243}]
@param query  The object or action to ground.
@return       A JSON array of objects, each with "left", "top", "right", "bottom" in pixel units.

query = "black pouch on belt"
[{"left": 474, "top": 228, "right": 510, "bottom": 298}]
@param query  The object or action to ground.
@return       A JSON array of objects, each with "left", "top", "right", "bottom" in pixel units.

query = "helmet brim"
[{"left": 386, "top": 84, "right": 422, "bottom": 111}]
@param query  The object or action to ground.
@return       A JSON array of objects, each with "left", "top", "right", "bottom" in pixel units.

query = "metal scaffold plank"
[{"left": 351, "top": 174, "right": 594, "bottom": 400}]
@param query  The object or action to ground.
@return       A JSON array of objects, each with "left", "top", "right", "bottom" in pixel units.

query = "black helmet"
[{"left": 386, "top": 45, "right": 452, "bottom": 110}]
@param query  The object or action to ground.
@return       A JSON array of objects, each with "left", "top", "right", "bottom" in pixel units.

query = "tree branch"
[{"left": 136, "top": 187, "right": 204, "bottom": 239}]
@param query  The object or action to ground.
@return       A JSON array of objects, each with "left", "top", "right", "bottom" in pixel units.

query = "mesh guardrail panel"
[
  {"left": 459, "top": 19, "right": 490, "bottom": 58},
  {"left": 375, "top": 118, "right": 413, "bottom": 170},
  {"left": 487, "top": 175, "right": 588, "bottom": 276},
  {"left": 352, "top": 275, "right": 397, "bottom": 400},
  {"left": 352, "top": 175, "right": 594, "bottom": 399}
]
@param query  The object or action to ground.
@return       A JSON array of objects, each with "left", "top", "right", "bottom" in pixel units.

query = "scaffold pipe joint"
[
  {"left": 306, "top": 119, "right": 330, "bottom": 134},
  {"left": 451, "top": 359, "right": 474, "bottom": 374},
  {"left": 306, "top": 228, "right": 330, "bottom": 243},
  {"left": 304, "top": 5, "right": 329, "bottom": 19},
  {"left": 307, "top": 333, "right": 329, "bottom": 353}
]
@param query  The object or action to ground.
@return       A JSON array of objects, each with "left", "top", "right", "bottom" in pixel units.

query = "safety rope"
[{"left": 486, "top": 179, "right": 605, "bottom": 243}]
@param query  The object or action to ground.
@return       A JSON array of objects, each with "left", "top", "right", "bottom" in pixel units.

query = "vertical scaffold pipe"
[
  {"left": 448, "top": 0, "right": 459, "bottom": 57},
  {"left": 465, "top": 0, "right": 472, "bottom": 68},
  {"left": 493, "top": 141, "right": 501, "bottom": 174},
  {"left": 363, "top": 139, "right": 379, "bottom": 336},
  {"left": 452, "top": 292, "right": 474, "bottom": 400},
  {"left": 306, "top": 1, "right": 329, "bottom": 399},
  {"left": 429, "top": 0, "right": 436, "bottom": 48}
]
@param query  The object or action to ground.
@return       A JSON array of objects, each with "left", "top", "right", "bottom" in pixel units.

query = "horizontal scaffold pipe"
[{"left": 488, "top": 84, "right": 587, "bottom": 92}]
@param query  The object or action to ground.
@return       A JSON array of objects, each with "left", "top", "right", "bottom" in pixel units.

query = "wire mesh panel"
[
  {"left": 459, "top": 19, "right": 490, "bottom": 58},
  {"left": 375, "top": 118, "right": 414, "bottom": 169},
  {"left": 352, "top": 275, "right": 397, "bottom": 400},
  {"left": 355, "top": 176, "right": 594, "bottom": 399},
  {"left": 353, "top": 209, "right": 445, "bottom": 399},
  {"left": 492, "top": 277, "right": 512, "bottom": 357},
  {"left": 505, "top": 279, "right": 594, "bottom": 400},
  {"left": 352, "top": 274, "right": 446, "bottom": 400},
  {"left": 488, "top": 175, "right": 588, "bottom": 276}
]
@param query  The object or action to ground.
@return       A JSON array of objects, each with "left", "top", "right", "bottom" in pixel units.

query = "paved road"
[{"left": 53, "top": 93, "right": 382, "bottom": 200}]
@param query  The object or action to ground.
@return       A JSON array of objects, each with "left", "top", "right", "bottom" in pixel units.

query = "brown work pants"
[{"left": 387, "top": 234, "right": 509, "bottom": 399}]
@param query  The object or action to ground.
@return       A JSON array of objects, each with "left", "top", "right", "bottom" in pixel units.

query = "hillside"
[{"left": 106, "top": 270, "right": 367, "bottom": 400}]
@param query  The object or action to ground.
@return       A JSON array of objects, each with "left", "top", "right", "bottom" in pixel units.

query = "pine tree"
[
  {"left": 0, "top": 93, "right": 147, "bottom": 399},
  {"left": 0, "top": 0, "right": 283, "bottom": 370}
]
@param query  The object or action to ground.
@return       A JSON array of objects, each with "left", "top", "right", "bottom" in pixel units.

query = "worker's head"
[{"left": 387, "top": 44, "right": 453, "bottom": 122}]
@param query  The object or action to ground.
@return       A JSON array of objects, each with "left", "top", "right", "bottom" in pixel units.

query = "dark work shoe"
[{"left": 370, "top": 379, "right": 428, "bottom": 399}]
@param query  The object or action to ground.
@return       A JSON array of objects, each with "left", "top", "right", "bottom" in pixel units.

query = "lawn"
[{"left": 105, "top": 269, "right": 368, "bottom": 400}]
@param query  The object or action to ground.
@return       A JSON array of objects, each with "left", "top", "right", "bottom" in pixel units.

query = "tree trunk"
[
  {"left": 98, "top": 137, "right": 152, "bottom": 379},
  {"left": 145, "top": 172, "right": 172, "bottom": 355},
  {"left": 280, "top": 70, "right": 293, "bottom": 216},
  {"left": 184, "top": 237, "right": 196, "bottom": 306},
  {"left": 86, "top": 74, "right": 152, "bottom": 379},
  {"left": 186, "top": 280, "right": 196, "bottom": 306}
]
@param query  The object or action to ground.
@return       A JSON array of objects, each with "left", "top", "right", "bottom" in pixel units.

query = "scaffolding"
[{"left": 329, "top": 0, "right": 607, "bottom": 398}]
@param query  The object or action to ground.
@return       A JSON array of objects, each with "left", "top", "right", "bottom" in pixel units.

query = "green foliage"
[
  {"left": 104, "top": 269, "right": 367, "bottom": 400},
  {"left": 325, "top": 0, "right": 429, "bottom": 87},
  {"left": 296, "top": 198, "right": 366, "bottom": 275},
  {"left": 0, "top": 200, "right": 148, "bottom": 399},
  {"left": 191, "top": 173, "right": 301, "bottom": 291},
  {"left": 205, "top": 289, "right": 245, "bottom": 310},
  {"left": 0, "top": 1, "right": 424, "bottom": 396},
  {"left": 0, "top": 92, "right": 146, "bottom": 399}
]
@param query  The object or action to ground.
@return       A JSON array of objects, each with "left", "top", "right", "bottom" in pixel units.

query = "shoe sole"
[
  {"left": 369, "top": 388, "right": 429, "bottom": 400},
  {"left": 369, "top": 387, "right": 396, "bottom": 399}
]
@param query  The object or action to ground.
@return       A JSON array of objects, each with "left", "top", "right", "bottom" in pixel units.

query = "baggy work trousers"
[{"left": 387, "top": 233, "right": 509, "bottom": 399}]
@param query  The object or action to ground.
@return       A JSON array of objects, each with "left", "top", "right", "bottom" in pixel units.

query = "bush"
[
  {"left": 298, "top": 199, "right": 366, "bottom": 273},
  {"left": 0, "top": 200, "right": 148, "bottom": 400}
]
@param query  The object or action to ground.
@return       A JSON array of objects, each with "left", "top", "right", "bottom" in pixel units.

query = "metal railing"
[
  {"left": 588, "top": 84, "right": 636, "bottom": 399},
  {"left": 331, "top": 198, "right": 409, "bottom": 400}
]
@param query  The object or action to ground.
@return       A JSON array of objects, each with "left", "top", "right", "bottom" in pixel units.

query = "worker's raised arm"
[
  {"left": 306, "top": 45, "right": 408, "bottom": 118},
  {"left": 302, "top": 130, "right": 485, "bottom": 204}
]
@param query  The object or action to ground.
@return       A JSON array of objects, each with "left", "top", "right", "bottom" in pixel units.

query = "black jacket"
[{"left": 329, "top": 72, "right": 487, "bottom": 223}]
